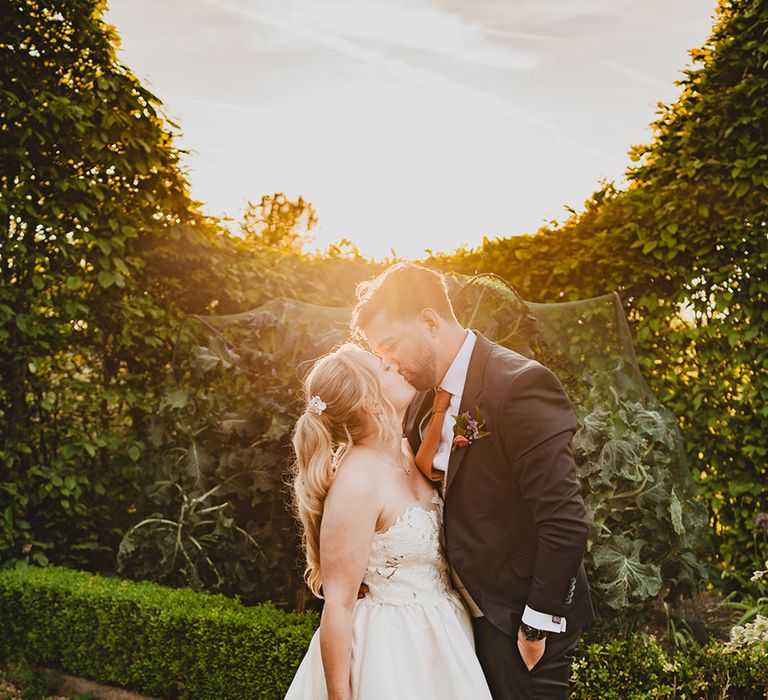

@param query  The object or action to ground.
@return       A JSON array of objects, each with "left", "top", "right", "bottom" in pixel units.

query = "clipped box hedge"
[
  {"left": 571, "top": 635, "right": 768, "bottom": 699},
  {"left": 0, "top": 565, "right": 317, "bottom": 699},
  {"left": 1, "top": 566, "right": 767, "bottom": 699}
]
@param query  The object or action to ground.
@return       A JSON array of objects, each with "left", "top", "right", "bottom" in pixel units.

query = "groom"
[{"left": 351, "top": 263, "right": 594, "bottom": 699}]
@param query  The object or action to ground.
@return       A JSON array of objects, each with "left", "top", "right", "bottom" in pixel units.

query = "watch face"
[{"left": 522, "top": 624, "right": 543, "bottom": 640}]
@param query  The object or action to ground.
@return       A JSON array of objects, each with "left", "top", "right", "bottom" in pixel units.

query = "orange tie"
[{"left": 415, "top": 388, "right": 452, "bottom": 482}]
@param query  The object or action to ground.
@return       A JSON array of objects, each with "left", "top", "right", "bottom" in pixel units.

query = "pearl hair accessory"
[{"left": 307, "top": 395, "right": 327, "bottom": 415}]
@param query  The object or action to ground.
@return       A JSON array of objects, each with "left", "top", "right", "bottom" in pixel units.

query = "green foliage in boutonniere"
[{"left": 451, "top": 407, "right": 491, "bottom": 451}]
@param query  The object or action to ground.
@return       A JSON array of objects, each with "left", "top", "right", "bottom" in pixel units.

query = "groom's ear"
[{"left": 417, "top": 308, "right": 441, "bottom": 336}]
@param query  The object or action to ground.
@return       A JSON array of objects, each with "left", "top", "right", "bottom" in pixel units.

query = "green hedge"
[
  {"left": 0, "top": 566, "right": 317, "bottom": 699},
  {"left": 1, "top": 566, "right": 766, "bottom": 699},
  {"left": 572, "top": 635, "right": 768, "bottom": 699}
]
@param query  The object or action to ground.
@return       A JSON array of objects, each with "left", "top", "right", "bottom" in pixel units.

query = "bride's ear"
[{"left": 363, "top": 402, "right": 384, "bottom": 418}]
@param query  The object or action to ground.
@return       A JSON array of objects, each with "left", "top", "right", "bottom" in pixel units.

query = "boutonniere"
[{"left": 451, "top": 408, "right": 491, "bottom": 451}]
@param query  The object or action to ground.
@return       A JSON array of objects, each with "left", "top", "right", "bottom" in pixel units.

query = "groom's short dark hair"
[{"left": 351, "top": 263, "right": 454, "bottom": 334}]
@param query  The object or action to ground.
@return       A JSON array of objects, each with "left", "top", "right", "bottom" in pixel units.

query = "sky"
[{"left": 104, "top": 0, "right": 715, "bottom": 260}]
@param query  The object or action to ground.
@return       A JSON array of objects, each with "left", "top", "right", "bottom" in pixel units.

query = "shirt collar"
[{"left": 439, "top": 330, "right": 477, "bottom": 397}]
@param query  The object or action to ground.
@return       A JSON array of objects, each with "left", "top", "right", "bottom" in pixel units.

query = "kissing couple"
[{"left": 285, "top": 264, "right": 595, "bottom": 699}]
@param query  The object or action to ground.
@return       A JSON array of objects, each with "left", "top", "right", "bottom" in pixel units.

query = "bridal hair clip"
[{"left": 307, "top": 395, "right": 327, "bottom": 415}]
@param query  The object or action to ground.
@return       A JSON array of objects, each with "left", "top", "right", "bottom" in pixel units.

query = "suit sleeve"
[{"left": 499, "top": 362, "right": 590, "bottom": 623}]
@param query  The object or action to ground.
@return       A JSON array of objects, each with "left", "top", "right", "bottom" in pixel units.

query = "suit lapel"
[{"left": 445, "top": 332, "right": 492, "bottom": 494}]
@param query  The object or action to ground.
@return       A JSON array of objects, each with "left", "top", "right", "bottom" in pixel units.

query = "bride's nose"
[{"left": 382, "top": 361, "right": 402, "bottom": 381}]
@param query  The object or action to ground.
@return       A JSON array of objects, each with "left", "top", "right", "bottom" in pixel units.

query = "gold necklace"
[{"left": 365, "top": 445, "right": 411, "bottom": 476}]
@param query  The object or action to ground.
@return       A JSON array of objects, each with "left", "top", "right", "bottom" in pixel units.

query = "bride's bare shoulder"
[{"left": 325, "top": 446, "right": 382, "bottom": 504}]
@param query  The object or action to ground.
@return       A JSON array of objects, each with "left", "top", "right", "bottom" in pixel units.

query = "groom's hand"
[
  {"left": 356, "top": 582, "right": 369, "bottom": 599},
  {"left": 516, "top": 628, "right": 547, "bottom": 671}
]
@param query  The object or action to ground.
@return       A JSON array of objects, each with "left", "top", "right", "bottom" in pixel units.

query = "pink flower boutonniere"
[{"left": 451, "top": 408, "right": 491, "bottom": 452}]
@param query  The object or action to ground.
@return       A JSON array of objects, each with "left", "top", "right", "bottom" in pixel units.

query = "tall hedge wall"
[{"left": 428, "top": 0, "right": 768, "bottom": 588}]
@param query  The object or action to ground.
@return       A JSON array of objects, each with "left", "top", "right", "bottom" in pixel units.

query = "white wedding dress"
[{"left": 284, "top": 490, "right": 492, "bottom": 699}]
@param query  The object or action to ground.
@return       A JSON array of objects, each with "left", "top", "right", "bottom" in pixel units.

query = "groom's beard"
[{"left": 400, "top": 344, "right": 437, "bottom": 392}]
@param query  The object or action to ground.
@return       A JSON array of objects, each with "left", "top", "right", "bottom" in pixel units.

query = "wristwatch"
[{"left": 520, "top": 623, "right": 548, "bottom": 641}]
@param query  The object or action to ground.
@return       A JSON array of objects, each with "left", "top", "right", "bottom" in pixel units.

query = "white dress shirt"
[
  {"left": 419, "top": 329, "right": 477, "bottom": 473},
  {"left": 423, "top": 330, "right": 567, "bottom": 633}
]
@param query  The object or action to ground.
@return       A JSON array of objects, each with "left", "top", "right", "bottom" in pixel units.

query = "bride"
[{"left": 284, "top": 343, "right": 492, "bottom": 699}]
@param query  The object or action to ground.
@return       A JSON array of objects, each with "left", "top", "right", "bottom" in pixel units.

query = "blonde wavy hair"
[{"left": 291, "top": 343, "right": 400, "bottom": 598}]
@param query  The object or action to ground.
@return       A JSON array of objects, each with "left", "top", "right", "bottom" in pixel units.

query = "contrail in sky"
[{"left": 205, "top": 0, "right": 615, "bottom": 165}]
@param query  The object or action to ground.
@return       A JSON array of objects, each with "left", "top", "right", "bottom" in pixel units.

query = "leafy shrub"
[
  {"left": 0, "top": 566, "right": 318, "bottom": 700},
  {"left": 726, "top": 559, "right": 768, "bottom": 650},
  {"left": 571, "top": 633, "right": 768, "bottom": 699},
  {"left": 572, "top": 372, "right": 708, "bottom": 612}
]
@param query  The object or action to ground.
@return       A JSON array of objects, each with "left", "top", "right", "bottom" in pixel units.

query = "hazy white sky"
[{"left": 105, "top": 0, "right": 715, "bottom": 259}]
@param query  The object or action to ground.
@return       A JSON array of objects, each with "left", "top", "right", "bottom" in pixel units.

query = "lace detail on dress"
[{"left": 359, "top": 490, "right": 455, "bottom": 606}]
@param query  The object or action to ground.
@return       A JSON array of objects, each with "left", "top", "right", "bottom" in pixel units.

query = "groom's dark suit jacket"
[{"left": 404, "top": 332, "right": 595, "bottom": 637}]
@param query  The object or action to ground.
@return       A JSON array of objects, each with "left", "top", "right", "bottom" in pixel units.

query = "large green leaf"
[{"left": 592, "top": 537, "right": 663, "bottom": 610}]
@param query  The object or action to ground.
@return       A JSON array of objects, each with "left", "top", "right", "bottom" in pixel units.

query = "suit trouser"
[{"left": 471, "top": 615, "right": 581, "bottom": 700}]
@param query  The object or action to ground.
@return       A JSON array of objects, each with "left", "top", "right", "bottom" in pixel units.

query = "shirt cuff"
[{"left": 522, "top": 605, "right": 567, "bottom": 633}]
